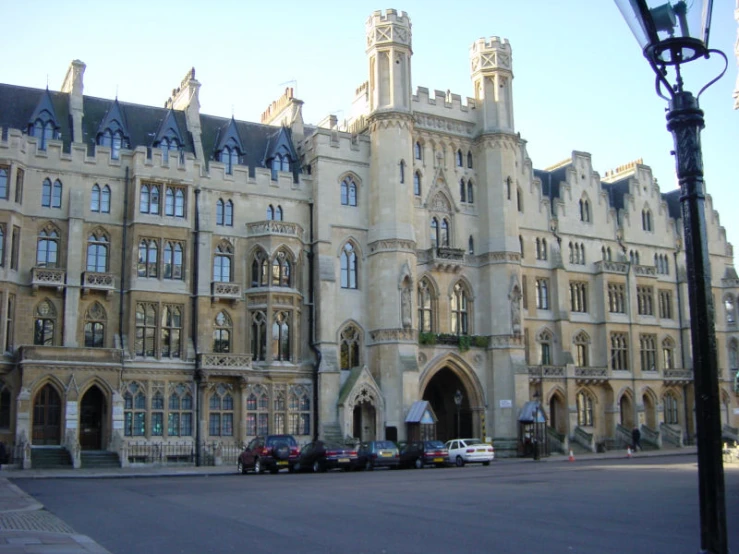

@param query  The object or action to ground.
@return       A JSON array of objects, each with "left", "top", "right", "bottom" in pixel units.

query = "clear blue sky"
[{"left": 4, "top": 0, "right": 738, "bottom": 250}]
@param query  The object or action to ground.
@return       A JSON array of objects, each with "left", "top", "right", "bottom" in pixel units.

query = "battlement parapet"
[
  {"left": 367, "top": 8, "right": 411, "bottom": 27},
  {"left": 413, "top": 87, "right": 476, "bottom": 112},
  {"left": 470, "top": 36, "right": 511, "bottom": 53},
  {"left": 366, "top": 9, "right": 412, "bottom": 50},
  {"left": 470, "top": 36, "right": 513, "bottom": 74}
]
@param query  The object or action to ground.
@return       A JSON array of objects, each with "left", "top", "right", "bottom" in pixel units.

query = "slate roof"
[
  {"left": 534, "top": 165, "right": 568, "bottom": 215},
  {"left": 0, "top": 84, "right": 71, "bottom": 150}
]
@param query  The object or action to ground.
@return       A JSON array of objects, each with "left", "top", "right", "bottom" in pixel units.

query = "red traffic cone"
[
  {"left": 568, "top": 449, "right": 575, "bottom": 462},
  {"left": 627, "top": 446, "right": 632, "bottom": 458}
]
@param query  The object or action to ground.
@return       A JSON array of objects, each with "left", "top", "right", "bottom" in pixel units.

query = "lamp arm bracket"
[
  {"left": 697, "top": 49, "right": 728, "bottom": 100},
  {"left": 649, "top": 59, "right": 674, "bottom": 101}
]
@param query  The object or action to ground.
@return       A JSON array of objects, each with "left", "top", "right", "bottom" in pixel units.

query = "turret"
[
  {"left": 470, "top": 37, "right": 514, "bottom": 134},
  {"left": 366, "top": 9, "right": 412, "bottom": 113}
]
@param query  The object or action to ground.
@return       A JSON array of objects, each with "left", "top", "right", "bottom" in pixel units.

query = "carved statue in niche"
[
  {"left": 509, "top": 284, "right": 522, "bottom": 335},
  {"left": 401, "top": 285, "right": 412, "bottom": 329}
]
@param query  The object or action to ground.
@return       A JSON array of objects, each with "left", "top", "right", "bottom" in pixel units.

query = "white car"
[{"left": 445, "top": 438, "right": 495, "bottom": 467}]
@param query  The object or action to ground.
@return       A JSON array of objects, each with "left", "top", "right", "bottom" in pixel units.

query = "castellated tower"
[
  {"left": 365, "top": 9, "right": 418, "bottom": 439},
  {"left": 470, "top": 37, "right": 525, "bottom": 445}
]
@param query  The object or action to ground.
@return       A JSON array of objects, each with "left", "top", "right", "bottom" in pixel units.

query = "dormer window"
[
  {"left": 32, "top": 119, "right": 56, "bottom": 150},
  {"left": 220, "top": 146, "right": 240, "bottom": 175},
  {"left": 270, "top": 154, "right": 290, "bottom": 180},
  {"left": 99, "top": 129, "right": 128, "bottom": 160},
  {"left": 159, "top": 137, "right": 181, "bottom": 164}
]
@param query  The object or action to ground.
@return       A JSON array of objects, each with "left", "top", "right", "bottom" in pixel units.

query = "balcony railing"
[
  {"left": 633, "top": 264, "right": 657, "bottom": 277},
  {"left": 575, "top": 366, "right": 609, "bottom": 384},
  {"left": 594, "top": 261, "right": 629, "bottom": 274},
  {"left": 246, "top": 220, "right": 303, "bottom": 240},
  {"left": 31, "top": 267, "right": 66, "bottom": 292},
  {"left": 82, "top": 271, "right": 116, "bottom": 296},
  {"left": 663, "top": 368, "right": 693, "bottom": 384},
  {"left": 419, "top": 246, "right": 466, "bottom": 273},
  {"left": 211, "top": 282, "right": 242, "bottom": 303},
  {"left": 528, "top": 365, "right": 566, "bottom": 379},
  {"left": 198, "top": 353, "right": 253, "bottom": 370}
]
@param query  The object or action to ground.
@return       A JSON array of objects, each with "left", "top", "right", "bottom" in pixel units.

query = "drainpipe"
[
  {"left": 193, "top": 188, "right": 202, "bottom": 465},
  {"left": 308, "top": 202, "right": 322, "bottom": 441},
  {"left": 618, "top": 234, "right": 638, "bottom": 431},
  {"left": 118, "top": 167, "right": 129, "bottom": 383}
]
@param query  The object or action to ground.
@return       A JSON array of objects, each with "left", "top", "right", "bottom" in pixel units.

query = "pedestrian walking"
[{"left": 632, "top": 426, "right": 642, "bottom": 452}]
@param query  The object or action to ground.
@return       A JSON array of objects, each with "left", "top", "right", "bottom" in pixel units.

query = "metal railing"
[
  {"left": 122, "top": 441, "right": 243, "bottom": 466},
  {"left": 573, "top": 426, "right": 594, "bottom": 452},
  {"left": 660, "top": 423, "right": 684, "bottom": 447}
]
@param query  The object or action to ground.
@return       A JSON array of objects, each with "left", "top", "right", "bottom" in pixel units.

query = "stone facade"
[{"left": 0, "top": 9, "right": 736, "bottom": 467}]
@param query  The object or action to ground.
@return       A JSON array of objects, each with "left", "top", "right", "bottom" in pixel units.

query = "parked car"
[
  {"left": 398, "top": 440, "right": 448, "bottom": 469},
  {"left": 237, "top": 435, "right": 300, "bottom": 474},
  {"left": 295, "top": 440, "right": 359, "bottom": 473},
  {"left": 357, "top": 440, "right": 400, "bottom": 470},
  {"left": 445, "top": 438, "right": 494, "bottom": 467}
]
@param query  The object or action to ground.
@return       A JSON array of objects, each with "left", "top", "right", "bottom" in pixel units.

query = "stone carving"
[
  {"left": 414, "top": 113, "right": 474, "bottom": 137},
  {"left": 509, "top": 284, "right": 522, "bottom": 335},
  {"left": 246, "top": 220, "right": 303, "bottom": 239},
  {"left": 370, "top": 328, "right": 416, "bottom": 343},
  {"left": 369, "top": 239, "right": 416, "bottom": 253},
  {"left": 83, "top": 272, "right": 115, "bottom": 288},
  {"left": 401, "top": 286, "right": 412, "bottom": 329},
  {"left": 200, "top": 354, "right": 252, "bottom": 369}
]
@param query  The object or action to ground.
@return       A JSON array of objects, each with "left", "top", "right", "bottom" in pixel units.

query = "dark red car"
[
  {"left": 237, "top": 435, "right": 300, "bottom": 474},
  {"left": 295, "top": 440, "right": 359, "bottom": 472},
  {"left": 398, "top": 440, "right": 449, "bottom": 469}
]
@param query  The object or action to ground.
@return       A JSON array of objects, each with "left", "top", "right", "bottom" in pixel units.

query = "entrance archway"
[
  {"left": 422, "top": 367, "right": 472, "bottom": 441},
  {"left": 642, "top": 392, "right": 656, "bottom": 429},
  {"left": 80, "top": 386, "right": 106, "bottom": 450},
  {"left": 619, "top": 394, "right": 634, "bottom": 428},
  {"left": 353, "top": 402, "right": 377, "bottom": 442},
  {"left": 548, "top": 392, "right": 567, "bottom": 435},
  {"left": 32, "top": 384, "right": 62, "bottom": 445}
]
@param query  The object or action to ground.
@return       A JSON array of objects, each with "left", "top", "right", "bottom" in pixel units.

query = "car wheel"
[
  {"left": 312, "top": 460, "right": 323, "bottom": 473},
  {"left": 365, "top": 460, "right": 373, "bottom": 471},
  {"left": 254, "top": 458, "right": 263, "bottom": 474},
  {"left": 270, "top": 467, "right": 279, "bottom": 474},
  {"left": 414, "top": 457, "right": 423, "bottom": 469},
  {"left": 456, "top": 456, "right": 465, "bottom": 467},
  {"left": 237, "top": 460, "right": 247, "bottom": 475},
  {"left": 483, "top": 461, "right": 491, "bottom": 466}
]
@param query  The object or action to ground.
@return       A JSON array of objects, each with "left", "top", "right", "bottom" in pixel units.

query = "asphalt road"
[{"left": 13, "top": 458, "right": 739, "bottom": 554}]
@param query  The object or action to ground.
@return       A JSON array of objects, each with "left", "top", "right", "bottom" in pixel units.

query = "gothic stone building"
[{"left": 0, "top": 9, "right": 737, "bottom": 467}]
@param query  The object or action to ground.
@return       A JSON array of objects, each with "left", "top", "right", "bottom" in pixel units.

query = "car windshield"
[
  {"left": 463, "top": 439, "right": 482, "bottom": 445},
  {"left": 375, "top": 441, "right": 396, "bottom": 449},
  {"left": 323, "top": 442, "right": 346, "bottom": 450},
  {"left": 425, "top": 441, "right": 445, "bottom": 449},
  {"left": 266, "top": 435, "right": 297, "bottom": 447}
]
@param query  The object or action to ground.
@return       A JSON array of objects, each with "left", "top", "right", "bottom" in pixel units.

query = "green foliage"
[
  {"left": 472, "top": 335, "right": 489, "bottom": 348},
  {"left": 458, "top": 335, "right": 471, "bottom": 352},
  {"left": 418, "top": 332, "right": 437, "bottom": 346}
]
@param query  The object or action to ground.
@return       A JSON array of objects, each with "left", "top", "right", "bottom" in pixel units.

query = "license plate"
[
  {"left": 476, "top": 449, "right": 486, "bottom": 452},
  {"left": 433, "top": 457, "right": 443, "bottom": 462},
  {"left": 380, "top": 452, "right": 392, "bottom": 457},
  {"left": 277, "top": 461, "right": 288, "bottom": 466},
  {"left": 338, "top": 457, "right": 350, "bottom": 463}
]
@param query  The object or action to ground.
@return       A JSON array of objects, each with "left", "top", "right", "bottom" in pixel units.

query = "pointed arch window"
[
  {"left": 519, "top": 235, "right": 524, "bottom": 258},
  {"left": 41, "top": 178, "right": 62, "bottom": 208},
  {"left": 289, "top": 386, "right": 311, "bottom": 436},
  {"left": 86, "top": 230, "right": 109, "bottom": 272},
  {"left": 535, "top": 279, "right": 550, "bottom": 310},
  {"left": 209, "top": 385, "right": 234, "bottom": 436},
  {"left": 414, "top": 141, "right": 422, "bottom": 160},
  {"left": 82, "top": 302, "right": 106, "bottom": 348},
  {"left": 467, "top": 151, "right": 473, "bottom": 169},
  {"left": 451, "top": 282, "right": 469, "bottom": 335},
  {"left": 430, "top": 218, "right": 439, "bottom": 248},
  {"left": 251, "top": 311, "right": 267, "bottom": 361},
  {"left": 664, "top": 392, "right": 679, "bottom": 424},
  {"left": 418, "top": 279, "right": 434, "bottom": 333},
  {"left": 266, "top": 205, "right": 275, "bottom": 220},
  {"left": 440, "top": 219, "right": 450, "bottom": 247},
  {"left": 579, "top": 199, "right": 591, "bottom": 222},
  {"left": 468, "top": 235, "right": 474, "bottom": 255},
  {"left": 400, "top": 160, "right": 405, "bottom": 184},
  {"left": 341, "top": 178, "right": 357, "bottom": 206},
  {"left": 213, "top": 242, "right": 233, "bottom": 283},
  {"left": 33, "top": 300, "right": 56, "bottom": 346},
  {"left": 137, "top": 238, "right": 158, "bottom": 277},
  {"left": 340, "top": 242, "right": 358, "bottom": 289},
  {"left": 168, "top": 384, "right": 193, "bottom": 437},
  {"left": 251, "top": 249, "right": 270, "bottom": 287},
  {"left": 220, "top": 146, "right": 240, "bottom": 175},
  {"left": 32, "top": 118, "right": 56, "bottom": 151},
  {"left": 272, "top": 311, "right": 291, "bottom": 361},
  {"left": 662, "top": 337, "right": 675, "bottom": 370},
  {"left": 36, "top": 227, "right": 60, "bottom": 268},
  {"left": 135, "top": 303, "right": 157, "bottom": 356},
  {"left": 246, "top": 386, "right": 269, "bottom": 435},
  {"left": 159, "top": 137, "right": 181, "bottom": 165},
  {"left": 213, "top": 311, "right": 232, "bottom": 353},
  {"left": 460, "top": 179, "right": 466, "bottom": 202},
  {"left": 124, "top": 382, "right": 147, "bottom": 436},
  {"left": 467, "top": 180, "right": 474, "bottom": 204},
  {"left": 270, "top": 153, "right": 290, "bottom": 180},
  {"left": 164, "top": 187, "right": 185, "bottom": 217},
  {"left": 642, "top": 208, "right": 653, "bottom": 232},
  {"left": 161, "top": 305, "right": 182, "bottom": 358},
  {"left": 139, "top": 183, "right": 160, "bottom": 214},
  {"left": 574, "top": 331, "right": 589, "bottom": 367},
  {"left": 275, "top": 205, "right": 283, "bottom": 221},
  {"left": 272, "top": 251, "right": 292, "bottom": 287},
  {"left": 517, "top": 187, "right": 523, "bottom": 212},
  {"left": 216, "top": 199, "right": 234, "bottom": 226},
  {"left": 340, "top": 325, "right": 361, "bottom": 370},
  {"left": 99, "top": 129, "right": 128, "bottom": 160},
  {"left": 163, "top": 241, "right": 183, "bottom": 280},
  {"left": 456, "top": 149, "right": 463, "bottom": 167},
  {"left": 413, "top": 172, "right": 421, "bottom": 196},
  {"left": 728, "top": 338, "right": 738, "bottom": 370},
  {"left": 576, "top": 391, "right": 593, "bottom": 426},
  {"left": 538, "top": 330, "right": 553, "bottom": 365}
]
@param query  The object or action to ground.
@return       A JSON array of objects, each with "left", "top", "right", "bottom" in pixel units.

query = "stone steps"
[
  {"left": 81, "top": 450, "right": 120, "bottom": 468},
  {"left": 31, "top": 448, "right": 72, "bottom": 469}
]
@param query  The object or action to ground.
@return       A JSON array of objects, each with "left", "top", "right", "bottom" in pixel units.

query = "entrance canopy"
[
  {"left": 518, "top": 401, "right": 547, "bottom": 423},
  {"left": 405, "top": 401, "right": 437, "bottom": 424}
]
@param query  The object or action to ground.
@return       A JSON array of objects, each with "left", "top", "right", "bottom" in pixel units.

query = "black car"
[
  {"left": 237, "top": 435, "right": 300, "bottom": 474},
  {"left": 357, "top": 440, "right": 400, "bottom": 470},
  {"left": 398, "top": 440, "right": 449, "bottom": 469},
  {"left": 295, "top": 440, "right": 359, "bottom": 473}
]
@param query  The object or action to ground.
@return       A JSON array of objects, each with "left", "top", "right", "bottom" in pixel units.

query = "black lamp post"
[
  {"left": 454, "top": 389, "right": 463, "bottom": 438},
  {"left": 533, "top": 391, "right": 541, "bottom": 461},
  {"left": 614, "top": 2, "right": 728, "bottom": 552}
]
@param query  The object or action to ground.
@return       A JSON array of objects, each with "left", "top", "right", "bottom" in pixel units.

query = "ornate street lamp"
[
  {"left": 613, "top": 2, "right": 728, "bottom": 552},
  {"left": 454, "top": 389, "right": 463, "bottom": 438}
]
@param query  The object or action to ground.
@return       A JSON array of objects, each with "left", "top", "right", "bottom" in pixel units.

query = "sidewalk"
[{"left": 0, "top": 446, "right": 708, "bottom": 553}]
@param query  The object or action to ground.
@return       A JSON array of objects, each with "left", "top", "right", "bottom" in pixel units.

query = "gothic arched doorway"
[
  {"left": 80, "top": 386, "right": 106, "bottom": 450},
  {"left": 422, "top": 367, "right": 471, "bottom": 441},
  {"left": 353, "top": 401, "right": 377, "bottom": 442},
  {"left": 619, "top": 394, "right": 633, "bottom": 428},
  {"left": 549, "top": 392, "right": 567, "bottom": 435},
  {"left": 32, "top": 384, "right": 62, "bottom": 445},
  {"left": 643, "top": 393, "right": 656, "bottom": 429}
]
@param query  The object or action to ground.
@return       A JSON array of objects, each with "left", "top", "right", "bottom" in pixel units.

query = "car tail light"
[
  {"left": 349, "top": 451, "right": 357, "bottom": 457},
  {"left": 488, "top": 448, "right": 494, "bottom": 452},
  {"left": 466, "top": 448, "right": 475, "bottom": 453},
  {"left": 326, "top": 450, "right": 338, "bottom": 457}
]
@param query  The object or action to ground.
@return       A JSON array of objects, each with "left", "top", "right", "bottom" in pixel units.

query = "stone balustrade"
[
  {"left": 246, "top": 220, "right": 303, "bottom": 240},
  {"left": 198, "top": 353, "right": 253, "bottom": 370},
  {"left": 31, "top": 267, "right": 66, "bottom": 292}
]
